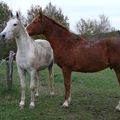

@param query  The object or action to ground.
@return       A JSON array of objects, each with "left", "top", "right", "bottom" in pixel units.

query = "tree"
[
  {"left": 0, "top": 1, "right": 11, "bottom": 32},
  {"left": 27, "top": 2, "right": 69, "bottom": 29},
  {"left": 98, "top": 15, "right": 113, "bottom": 33},
  {"left": 27, "top": 4, "right": 41, "bottom": 23},
  {"left": 43, "top": 2, "right": 69, "bottom": 29},
  {"left": 76, "top": 15, "right": 115, "bottom": 39}
]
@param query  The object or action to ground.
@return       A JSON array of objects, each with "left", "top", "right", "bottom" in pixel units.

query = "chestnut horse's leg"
[
  {"left": 114, "top": 69, "right": 120, "bottom": 111},
  {"left": 62, "top": 67, "right": 72, "bottom": 107}
]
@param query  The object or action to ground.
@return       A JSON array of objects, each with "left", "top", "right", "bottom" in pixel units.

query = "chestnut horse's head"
[{"left": 26, "top": 8, "right": 46, "bottom": 36}]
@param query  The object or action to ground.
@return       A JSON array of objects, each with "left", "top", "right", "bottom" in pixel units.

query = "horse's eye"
[
  {"left": 13, "top": 23, "right": 17, "bottom": 26},
  {"left": 33, "top": 21, "right": 36, "bottom": 24}
]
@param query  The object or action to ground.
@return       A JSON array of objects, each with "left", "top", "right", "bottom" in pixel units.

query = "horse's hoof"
[
  {"left": 50, "top": 91, "right": 55, "bottom": 96},
  {"left": 115, "top": 106, "right": 120, "bottom": 112},
  {"left": 29, "top": 105, "right": 35, "bottom": 109},
  {"left": 29, "top": 102, "right": 35, "bottom": 109},
  {"left": 20, "top": 105, "right": 24, "bottom": 109},
  {"left": 61, "top": 104, "right": 69, "bottom": 108},
  {"left": 62, "top": 101, "right": 69, "bottom": 108},
  {"left": 19, "top": 101, "right": 25, "bottom": 109},
  {"left": 35, "top": 93, "right": 39, "bottom": 97}
]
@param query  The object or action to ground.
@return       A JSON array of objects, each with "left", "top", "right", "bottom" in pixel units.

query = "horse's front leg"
[
  {"left": 62, "top": 67, "right": 71, "bottom": 107},
  {"left": 29, "top": 70, "right": 36, "bottom": 109},
  {"left": 17, "top": 66, "right": 26, "bottom": 109},
  {"left": 114, "top": 69, "right": 120, "bottom": 111},
  {"left": 35, "top": 71, "right": 40, "bottom": 97}
]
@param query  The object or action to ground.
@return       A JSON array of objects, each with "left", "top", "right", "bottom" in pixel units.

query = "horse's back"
[
  {"left": 33, "top": 39, "right": 54, "bottom": 69},
  {"left": 35, "top": 39, "right": 52, "bottom": 50},
  {"left": 35, "top": 39, "right": 50, "bottom": 45}
]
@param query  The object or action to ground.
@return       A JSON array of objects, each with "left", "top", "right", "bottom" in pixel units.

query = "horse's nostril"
[{"left": 2, "top": 34, "right": 5, "bottom": 39}]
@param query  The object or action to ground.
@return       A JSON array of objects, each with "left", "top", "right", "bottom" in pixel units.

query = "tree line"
[{"left": 0, "top": 1, "right": 119, "bottom": 59}]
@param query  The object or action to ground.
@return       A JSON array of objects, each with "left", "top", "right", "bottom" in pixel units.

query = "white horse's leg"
[
  {"left": 29, "top": 70, "right": 36, "bottom": 109},
  {"left": 35, "top": 71, "right": 40, "bottom": 97},
  {"left": 48, "top": 64, "right": 55, "bottom": 96},
  {"left": 17, "top": 67, "right": 26, "bottom": 109}
]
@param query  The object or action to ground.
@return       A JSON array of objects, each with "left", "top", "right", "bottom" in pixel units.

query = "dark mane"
[
  {"left": 44, "top": 15, "right": 69, "bottom": 32},
  {"left": 44, "top": 15, "right": 85, "bottom": 41}
]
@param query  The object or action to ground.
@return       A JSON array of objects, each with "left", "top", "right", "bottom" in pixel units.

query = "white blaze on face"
[{"left": 1, "top": 18, "right": 19, "bottom": 40}]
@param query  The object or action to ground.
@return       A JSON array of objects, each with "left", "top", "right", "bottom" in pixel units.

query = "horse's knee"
[
  {"left": 21, "top": 83, "right": 25, "bottom": 89},
  {"left": 30, "top": 84, "right": 35, "bottom": 91}
]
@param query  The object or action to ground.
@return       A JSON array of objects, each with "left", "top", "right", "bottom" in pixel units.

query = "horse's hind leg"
[
  {"left": 114, "top": 69, "right": 120, "bottom": 111},
  {"left": 48, "top": 62, "right": 55, "bottom": 96},
  {"left": 35, "top": 71, "right": 40, "bottom": 97}
]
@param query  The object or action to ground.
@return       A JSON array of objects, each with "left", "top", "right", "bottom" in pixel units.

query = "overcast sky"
[{"left": 2, "top": 0, "right": 120, "bottom": 32}]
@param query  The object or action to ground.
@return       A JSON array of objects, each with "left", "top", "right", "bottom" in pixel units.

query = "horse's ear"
[
  {"left": 16, "top": 12, "right": 20, "bottom": 19},
  {"left": 10, "top": 12, "right": 13, "bottom": 17},
  {"left": 39, "top": 8, "right": 43, "bottom": 19}
]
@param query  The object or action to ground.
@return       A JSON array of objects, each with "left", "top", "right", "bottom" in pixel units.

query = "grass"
[{"left": 0, "top": 62, "right": 120, "bottom": 120}]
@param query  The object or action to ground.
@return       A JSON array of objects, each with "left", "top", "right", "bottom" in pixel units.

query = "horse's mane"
[
  {"left": 43, "top": 15, "right": 85, "bottom": 41},
  {"left": 44, "top": 15, "right": 69, "bottom": 32}
]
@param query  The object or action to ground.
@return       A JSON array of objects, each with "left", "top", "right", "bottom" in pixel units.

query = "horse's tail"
[{"left": 48, "top": 59, "right": 54, "bottom": 70}]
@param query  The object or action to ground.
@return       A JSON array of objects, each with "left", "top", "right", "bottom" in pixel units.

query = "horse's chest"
[{"left": 16, "top": 52, "right": 30, "bottom": 69}]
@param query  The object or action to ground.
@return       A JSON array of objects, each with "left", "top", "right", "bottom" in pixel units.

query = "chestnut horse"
[{"left": 26, "top": 10, "right": 120, "bottom": 110}]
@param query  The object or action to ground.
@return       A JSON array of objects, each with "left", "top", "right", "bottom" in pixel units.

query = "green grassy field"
[{"left": 0, "top": 62, "right": 120, "bottom": 120}]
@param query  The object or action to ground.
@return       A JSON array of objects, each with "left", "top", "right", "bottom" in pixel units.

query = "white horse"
[{"left": 0, "top": 12, "right": 54, "bottom": 109}]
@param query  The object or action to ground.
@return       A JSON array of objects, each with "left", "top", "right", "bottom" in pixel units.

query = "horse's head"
[
  {"left": 26, "top": 8, "right": 46, "bottom": 36},
  {"left": 0, "top": 12, "right": 21, "bottom": 40}
]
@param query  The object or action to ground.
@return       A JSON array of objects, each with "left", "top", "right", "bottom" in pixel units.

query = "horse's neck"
[
  {"left": 16, "top": 25, "right": 33, "bottom": 52},
  {"left": 45, "top": 19, "right": 68, "bottom": 36},
  {"left": 44, "top": 20, "right": 69, "bottom": 49}
]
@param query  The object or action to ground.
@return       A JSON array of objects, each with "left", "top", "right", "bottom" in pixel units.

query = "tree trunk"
[{"left": 6, "top": 51, "right": 15, "bottom": 91}]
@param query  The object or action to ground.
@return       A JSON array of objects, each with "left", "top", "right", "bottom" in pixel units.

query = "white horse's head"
[{"left": 0, "top": 12, "right": 21, "bottom": 40}]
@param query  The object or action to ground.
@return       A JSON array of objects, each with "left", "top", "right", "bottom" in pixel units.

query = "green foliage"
[
  {"left": 0, "top": 1, "right": 11, "bottom": 32},
  {"left": 88, "top": 31, "right": 120, "bottom": 40},
  {"left": 0, "top": 64, "right": 120, "bottom": 120},
  {"left": 0, "top": 40, "right": 16, "bottom": 59},
  {"left": 27, "top": 4, "right": 41, "bottom": 23},
  {"left": 43, "top": 2, "right": 69, "bottom": 29},
  {"left": 27, "top": 2, "right": 69, "bottom": 30},
  {"left": 76, "top": 15, "right": 115, "bottom": 39}
]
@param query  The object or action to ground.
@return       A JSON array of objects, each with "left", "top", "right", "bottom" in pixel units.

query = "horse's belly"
[
  {"left": 73, "top": 60, "right": 109, "bottom": 72},
  {"left": 79, "top": 64, "right": 108, "bottom": 72},
  {"left": 68, "top": 52, "right": 109, "bottom": 72}
]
